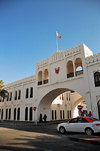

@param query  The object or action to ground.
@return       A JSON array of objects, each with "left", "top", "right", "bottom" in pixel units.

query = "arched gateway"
[{"left": 0, "top": 44, "right": 100, "bottom": 121}]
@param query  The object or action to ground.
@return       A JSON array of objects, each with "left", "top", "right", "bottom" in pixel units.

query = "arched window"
[
  {"left": 63, "top": 110, "right": 65, "bottom": 119},
  {"left": 15, "top": 91, "right": 17, "bottom": 100},
  {"left": 60, "top": 110, "right": 62, "bottom": 120},
  {"left": 94, "top": 72, "right": 100, "bottom": 87},
  {"left": 9, "top": 108, "right": 11, "bottom": 120},
  {"left": 26, "top": 88, "right": 29, "bottom": 98},
  {"left": 6, "top": 109, "right": 8, "bottom": 120},
  {"left": 97, "top": 100, "right": 100, "bottom": 119},
  {"left": 55, "top": 110, "right": 57, "bottom": 120},
  {"left": 75, "top": 58, "right": 83, "bottom": 76},
  {"left": 17, "top": 108, "right": 20, "bottom": 120},
  {"left": 0, "top": 109, "right": 1, "bottom": 119},
  {"left": 14, "top": 108, "right": 16, "bottom": 120},
  {"left": 44, "top": 69, "right": 49, "bottom": 84},
  {"left": 38, "top": 71, "right": 42, "bottom": 85},
  {"left": 29, "top": 107, "right": 33, "bottom": 121},
  {"left": 67, "top": 61, "right": 74, "bottom": 78},
  {"left": 52, "top": 110, "right": 54, "bottom": 120},
  {"left": 1, "top": 109, "right": 3, "bottom": 120},
  {"left": 25, "top": 107, "right": 28, "bottom": 121}
]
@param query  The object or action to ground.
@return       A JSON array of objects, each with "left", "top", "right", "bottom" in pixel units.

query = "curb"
[{"left": 69, "top": 136, "right": 100, "bottom": 146}]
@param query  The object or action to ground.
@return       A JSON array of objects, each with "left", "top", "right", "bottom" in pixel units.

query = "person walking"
[
  {"left": 43, "top": 114, "right": 47, "bottom": 122},
  {"left": 88, "top": 111, "right": 92, "bottom": 117},
  {"left": 39, "top": 113, "right": 43, "bottom": 123}
]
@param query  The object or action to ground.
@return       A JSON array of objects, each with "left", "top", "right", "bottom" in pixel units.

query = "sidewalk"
[{"left": 69, "top": 134, "right": 100, "bottom": 145}]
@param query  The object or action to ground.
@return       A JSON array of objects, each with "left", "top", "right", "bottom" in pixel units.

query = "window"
[
  {"left": 75, "top": 58, "right": 83, "bottom": 76},
  {"left": 0, "top": 109, "right": 1, "bottom": 119},
  {"left": 69, "top": 110, "right": 71, "bottom": 118},
  {"left": 25, "top": 107, "right": 28, "bottom": 121},
  {"left": 7, "top": 93, "right": 9, "bottom": 101},
  {"left": 69, "top": 118, "right": 78, "bottom": 123},
  {"left": 94, "top": 72, "right": 100, "bottom": 87},
  {"left": 30, "top": 87, "right": 33, "bottom": 98},
  {"left": 44, "top": 69, "right": 49, "bottom": 84},
  {"left": 63, "top": 110, "right": 64, "bottom": 119},
  {"left": 18, "top": 90, "right": 21, "bottom": 100},
  {"left": 9, "top": 92, "right": 12, "bottom": 101},
  {"left": 17, "top": 108, "right": 20, "bottom": 120},
  {"left": 60, "top": 110, "right": 62, "bottom": 120},
  {"left": 15, "top": 91, "right": 17, "bottom": 100},
  {"left": 29, "top": 107, "right": 33, "bottom": 121},
  {"left": 78, "top": 118, "right": 88, "bottom": 123},
  {"left": 55, "top": 110, "right": 57, "bottom": 120},
  {"left": 14, "top": 108, "right": 16, "bottom": 120},
  {"left": 9, "top": 108, "right": 11, "bottom": 120},
  {"left": 6, "top": 109, "right": 8, "bottom": 120},
  {"left": 67, "top": 110, "right": 69, "bottom": 119},
  {"left": 52, "top": 110, "right": 54, "bottom": 120},
  {"left": 26, "top": 88, "right": 29, "bottom": 98},
  {"left": 38, "top": 71, "right": 42, "bottom": 85},
  {"left": 67, "top": 61, "right": 74, "bottom": 78},
  {"left": 1, "top": 109, "right": 3, "bottom": 119},
  {"left": 67, "top": 110, "right": 71, "bottom": 119}
]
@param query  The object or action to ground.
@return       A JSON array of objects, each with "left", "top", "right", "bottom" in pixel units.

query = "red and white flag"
[{"left": 56, "top": 32, "right": 61, "bottom": 39}]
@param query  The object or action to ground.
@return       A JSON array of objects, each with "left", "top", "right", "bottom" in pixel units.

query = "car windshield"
[{"left": 89, "top": 117, "right": 99, "bottom": 121}]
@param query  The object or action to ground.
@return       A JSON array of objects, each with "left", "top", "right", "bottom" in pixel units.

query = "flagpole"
[{"left": 56, "top": 31, "right": 58, "bottom": 51}]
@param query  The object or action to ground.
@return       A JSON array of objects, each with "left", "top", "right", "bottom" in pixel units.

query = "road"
[{"left": 0, "top": 122, "right": 100, "bottom": 151}]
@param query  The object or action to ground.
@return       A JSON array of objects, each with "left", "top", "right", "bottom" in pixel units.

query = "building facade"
[{"left": 0, "top": 44, "right": 100, "bottom": 122}]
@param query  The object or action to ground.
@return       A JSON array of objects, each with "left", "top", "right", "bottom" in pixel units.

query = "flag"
[{"left": 56, "top": 32, "right": 61, "bottom": 39}]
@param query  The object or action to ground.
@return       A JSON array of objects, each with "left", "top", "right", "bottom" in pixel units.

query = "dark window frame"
[{"left": 94, "top": 72, "right": 100, "bottom": 87}]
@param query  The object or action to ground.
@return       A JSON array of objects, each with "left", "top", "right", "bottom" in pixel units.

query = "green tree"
[{"left": 0, "top": 80, "right": 8, "bottom": 99}]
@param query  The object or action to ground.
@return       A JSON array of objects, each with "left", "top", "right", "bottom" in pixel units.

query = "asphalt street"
[{"left": 0, "top": 122, "right": 100, "bottom": 151}]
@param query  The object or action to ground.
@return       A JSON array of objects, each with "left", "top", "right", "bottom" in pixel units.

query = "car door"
[
  {"left": 75, "top": 118, "right": 89, "bottom": 132},
  {"left": 66, "top": 118, "right": 79, "bottom": 132}
]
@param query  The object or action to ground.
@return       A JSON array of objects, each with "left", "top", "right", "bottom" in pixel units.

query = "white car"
[{"left": 57, "top": 117, "right": 100, "bottom": 135}]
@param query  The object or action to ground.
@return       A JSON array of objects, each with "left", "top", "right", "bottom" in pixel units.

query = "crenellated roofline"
[{"left": 36, "top": 43, "right": 93, "bottom": 68}]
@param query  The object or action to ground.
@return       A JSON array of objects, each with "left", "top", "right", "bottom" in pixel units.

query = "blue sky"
[{"left": 0, "top": 0, "right": 100, "bottom": 84}]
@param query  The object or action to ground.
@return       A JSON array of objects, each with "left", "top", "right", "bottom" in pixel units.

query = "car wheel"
[
  {"left": 59, "top": 126, "right": 66, "bottom": 134},
  {"left": 85, "top": 128, "right": 93, "bottom": 136}
]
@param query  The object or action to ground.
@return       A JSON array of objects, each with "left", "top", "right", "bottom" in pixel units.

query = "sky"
[{"left": 0, "top": 0, "right": 100, "bottom": 84}]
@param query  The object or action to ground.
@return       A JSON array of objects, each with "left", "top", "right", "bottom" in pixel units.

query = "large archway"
[{"left": 38, "top": 88, "right": 87, "bottom": 121}]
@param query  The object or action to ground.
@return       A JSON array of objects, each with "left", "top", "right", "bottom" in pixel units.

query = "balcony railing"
[
  {"left": 43, "top": 79, "right": 48, "bottom": 84},
  {"left": 67, "top": 72, "right": 74, "bottom": 78},
  {"left": 95, "top": 81, "right": 100, "bottom": 87},
  {"left": 38, "top": 81, "right": 42, "bottom": 85},
  {"left": 75, "top": 70, "right": 83, "bottom": 76}
]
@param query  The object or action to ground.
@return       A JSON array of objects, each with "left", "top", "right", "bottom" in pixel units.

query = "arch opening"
[
  {"left": 67, "top": 61, "right": 74, "bottom": 78},
  {"left": 44, "top": 69, "right": 49, "bottom": 84},
  {"left": 38, "top": 71, "right": 42, "bottom": 85},
  {"left": 75, "top": 58, "right": 83, "bottom": 76},
  {"left": 38, "top": 88, "right": 87, "bottom": 122}
]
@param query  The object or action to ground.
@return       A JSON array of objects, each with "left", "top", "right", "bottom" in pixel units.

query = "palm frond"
[{"left": 0, "top": 89, "right": 8, "bottom": 99}]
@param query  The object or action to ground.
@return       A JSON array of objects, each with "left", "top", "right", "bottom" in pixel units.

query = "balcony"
[
  {"left": 95, "top": 81, "right": 100, "bottom": 87},
  {"left": 38, "top": 81, "right": 42, "bottom": 85},
  {"left": 75, "top": 70, "right": 83, "bottom": 76},
  {"left": 43, "top": 79, "right": 48, "bottom": 84},
  {"left": 67, "top": 72, "right": 74, "bottom": 78}
]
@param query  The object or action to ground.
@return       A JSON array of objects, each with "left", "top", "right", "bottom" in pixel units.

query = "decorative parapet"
[
  {"left": 36, "top": 44, "right": 84, "bottom": 69},
  {"left": 36, "top": 58, "right": 49, "bottom": 68},
  {"left": 85, "top": 53, "right": 100, "bottom": 66},
  {"left": 4, "top": 75, "right": 36, "bottom": 89}
]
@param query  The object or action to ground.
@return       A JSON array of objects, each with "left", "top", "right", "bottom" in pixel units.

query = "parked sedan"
[{"left": 57, "top": 117, "right": 100, "bottom": 135}]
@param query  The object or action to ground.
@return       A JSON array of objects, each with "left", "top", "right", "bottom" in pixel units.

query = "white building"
[{"left": 0, "top": 44, "right": 100, "bottom": 122}]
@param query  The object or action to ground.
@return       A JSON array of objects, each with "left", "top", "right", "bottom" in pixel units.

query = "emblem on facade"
[{"left": 55, "top": 67, "right": 60, "bottom": 74}]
